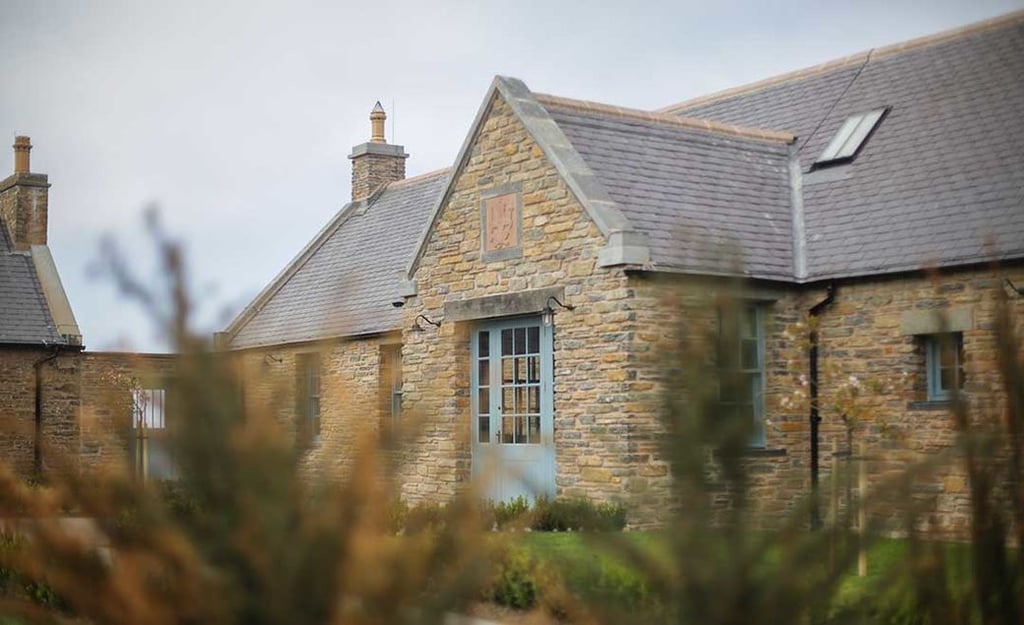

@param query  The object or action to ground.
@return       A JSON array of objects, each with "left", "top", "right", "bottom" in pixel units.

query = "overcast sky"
[{"left": 2, "top": 0, "right": 1020, "bottom": 352}]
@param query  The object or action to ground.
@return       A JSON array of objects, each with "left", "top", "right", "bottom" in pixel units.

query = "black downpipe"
[
  {"left": 34, "top": 348, "right": 61, "bottom": 478},
  {"left": 808, "top": 282, "right": 836, "bottom": 530}
]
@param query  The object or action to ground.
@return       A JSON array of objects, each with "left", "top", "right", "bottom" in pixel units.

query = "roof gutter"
[{"left": 808, "top": 281, "right": 836, "bottom": 530}]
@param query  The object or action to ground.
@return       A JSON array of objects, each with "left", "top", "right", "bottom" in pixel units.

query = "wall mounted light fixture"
[
  {"left": 541, "top": 296, "right": 575, "bottom": 327},
  {"left": 263, "top": 353, "right": 283, "bottom": 365},
  {"left": 412, "top": 314, "right": 442, "bottom": 332}
]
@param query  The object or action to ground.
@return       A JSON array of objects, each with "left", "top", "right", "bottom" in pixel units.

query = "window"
[
  {"left": 297, "top": 353, "right": 321, "bottom": 441},
  {"left": 926, "top": 333, "right": 963, "bottom": 401},
  {"left": 815, "top": 108, "right": 888, "bottom": 167},
  {"left": 380, "top": 345, "right": 403, "bottom": 420},
  {"left": 718, "top": 304, "right": 766, "bottom": 446},
  {"left": 131, "top": 387, "right": 177, "bottom": 480}
]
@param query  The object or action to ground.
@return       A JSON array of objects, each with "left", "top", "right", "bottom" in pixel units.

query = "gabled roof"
[
  {"left": 226, "top": 169, "right": 450, "bottom": 349},
  {"left": 663, "top": 11, "right": 1024, "bottom": 279},
  {"left": 0, "top": 220, "right": 66, "bottom": 346},
  {"left": 403, "top": 76, "right": 650, "bottom": 286},
  {"left": 404, "top": 77, "right": 796, "bottom": 286}
]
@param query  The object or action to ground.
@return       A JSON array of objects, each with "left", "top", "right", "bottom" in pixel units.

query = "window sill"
[
  {"left": 715, "top": 447, "right": 788, "bottom": 459},
  {"left": 907, "top": 400, "right": 954, "bottom": 411}
]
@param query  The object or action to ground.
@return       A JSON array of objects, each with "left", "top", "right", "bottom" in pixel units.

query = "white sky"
[{"left": 2, "top": 0, "right": 1020, "bottom": 352}]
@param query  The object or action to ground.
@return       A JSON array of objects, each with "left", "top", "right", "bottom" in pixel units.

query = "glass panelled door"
[{"left": 471, "top": 317, "right": 554, "bottom": 502}]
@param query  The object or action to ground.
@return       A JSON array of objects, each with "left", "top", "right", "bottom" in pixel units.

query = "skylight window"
[{"left": 815, "top": 108, "right": 888, "bottom": 166}]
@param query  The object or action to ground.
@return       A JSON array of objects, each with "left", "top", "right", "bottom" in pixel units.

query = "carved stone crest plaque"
[{"left": 483, "top": 192, "right": 519, "bottom": 252}]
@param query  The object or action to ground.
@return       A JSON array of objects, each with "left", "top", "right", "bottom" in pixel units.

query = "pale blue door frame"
[{"left": 470, "top": 316, "right": 555, "bottom": 502}]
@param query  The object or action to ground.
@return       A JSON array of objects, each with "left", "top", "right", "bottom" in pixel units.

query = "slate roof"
[
  {"left": 228, "top": 169, "right": 450, "bottom": 349},
  {"left": 0, "top": 219, "right": 65, "bottom": 346},
  {"left": 664, "top": 12, "right": 1024, "bottom": 279},
  {"left": 539, "top": 96, "right": 796, "bottom": 280}
]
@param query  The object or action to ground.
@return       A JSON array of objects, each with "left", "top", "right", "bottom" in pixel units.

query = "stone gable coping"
[
  {"left": 403, "top": 76, "right": 651, "bottom": 296},
  {"left": 658, "top": 9, "right": 1024, "bottom": 115},
  {"left": 30, "top": 245, "right": 81, "bottom": 344},
  {"left": 535, "top": 93, "right": 794, "bottom": 144}
]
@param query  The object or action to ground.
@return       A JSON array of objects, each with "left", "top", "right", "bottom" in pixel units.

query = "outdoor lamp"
[
  {"left": 541, "top": 296, "right": 575, "bottom": 327},
  {"left": 411, "top": 314, "right": 441, "bottom": 332}
]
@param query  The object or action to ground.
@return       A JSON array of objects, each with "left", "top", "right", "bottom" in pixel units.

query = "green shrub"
[
  {"left": 487, "top": 496, "right": 531, "bottom": 530},
  {"left": 157, "top": 478, "right": 203, "bottom": 520},
  {"left": 487, "top": 544, "right": 542, "bottom": 610},
  {"left": 404, "top": 501, "right": 448, "bottom": 535},
  {"left": 531, "top": 496, "right": 627, "bottom": 532}
]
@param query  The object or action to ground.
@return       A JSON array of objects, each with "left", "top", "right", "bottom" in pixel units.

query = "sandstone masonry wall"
[
  {"left": 628, "top": 265, "right": 1024, "bottom": 535},
  {"left": 0, "top": 348, "right": 81, "bottom": 477},
  {"left": 233, "top": 335, "right": 399, "bottom": 478}
]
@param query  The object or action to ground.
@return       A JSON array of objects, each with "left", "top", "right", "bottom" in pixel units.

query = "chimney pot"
[
  {"left": 13, "top": 136, "right": 31, "bottom": 174},
  {"left": 370, "top": 101, "right": 387, "bottom": 143}
]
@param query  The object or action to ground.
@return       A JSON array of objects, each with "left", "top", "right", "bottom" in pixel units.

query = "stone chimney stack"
[
  {"left": 349, "top": 102, "right": 408, "bottom": 202},
  {"left": 1, "top": 136, "right": 50, "bottom": 250}
]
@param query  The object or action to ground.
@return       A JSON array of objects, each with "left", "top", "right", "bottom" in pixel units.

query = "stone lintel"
[
  {"left": 900, "top": 306, "right": 974, "bottom": 335},
  {"left": 348, "top": 142, "right": 409, "bottom": 159},
  {"left": 443, "top": 286, "right": 565, "bottom": 322}
]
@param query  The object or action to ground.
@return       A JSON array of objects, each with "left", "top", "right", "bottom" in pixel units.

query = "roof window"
[{"left": 814, "top": 108, "right": 888, "bottom": 166}]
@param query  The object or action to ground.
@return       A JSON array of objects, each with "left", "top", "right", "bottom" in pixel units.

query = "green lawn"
[{"left": 500, "top": 531, "right": 976, "bottom": 618}]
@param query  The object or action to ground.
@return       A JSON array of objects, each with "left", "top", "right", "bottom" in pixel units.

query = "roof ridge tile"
[
  {"left": 383, "top": 167, "right": 452, "bottom": 189},
  {"left": 658, "top": 9, "right": 1024, "bottom": 114}
]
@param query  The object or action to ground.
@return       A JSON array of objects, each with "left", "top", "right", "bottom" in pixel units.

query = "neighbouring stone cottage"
[{"left": 0, "top": 137, "right": 177, "bottom": 482}]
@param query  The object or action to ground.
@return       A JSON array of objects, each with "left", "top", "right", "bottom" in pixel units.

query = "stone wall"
[
  {"left": 628, "top": 265, "right": 1024, "bottom": 535},
  {"left": 0, "top": 347, "right": 81, "bottom": 478},
  {"left": 78, "top": 352, "right": 177, "bottom": 473},
  {"left": 808, "top": 265, "right": 1024, "bottom": 537}
]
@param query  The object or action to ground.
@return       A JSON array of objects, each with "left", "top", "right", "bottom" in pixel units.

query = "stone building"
[
  {"left": 0, "top": 137, "right": 175, "bottom": 481},
  {"left": 223, "top": 13, "right": 1024, "bottom": 531}
]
